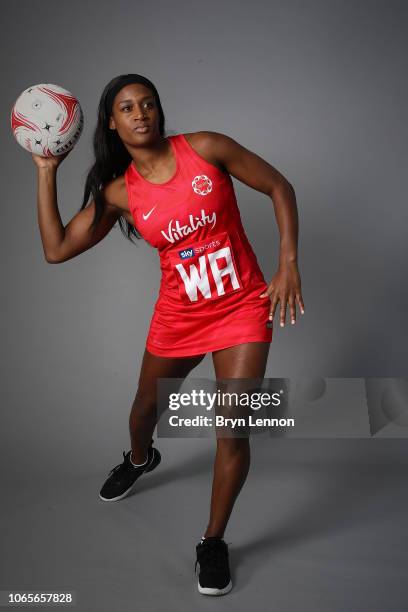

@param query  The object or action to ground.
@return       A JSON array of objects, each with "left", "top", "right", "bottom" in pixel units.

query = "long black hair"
[{"left": 80, "top": 74, "right": 166, "bottom": 244}]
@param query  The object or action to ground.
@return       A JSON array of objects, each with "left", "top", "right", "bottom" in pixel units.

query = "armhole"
[
  {"left": 124, "top": 167, "right": 134, "bottom": 214},
  {"left": 180, "top": 133, "right": 229, "bottom": 177},
  {"left": 124, "top": 167, "right": 141, "bottom": 233}
]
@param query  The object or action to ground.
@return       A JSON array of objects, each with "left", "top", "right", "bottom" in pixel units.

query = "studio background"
[{"left": 1, "top": 1, "right": 407, "bottom": 610}]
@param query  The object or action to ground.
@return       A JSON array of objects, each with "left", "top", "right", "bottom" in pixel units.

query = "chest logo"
[
  {"left": 161, "top": 208, "right": 216, "bottom": 244},
  {"left": 192, "top": 174, "right": 212, "bottom": 196},
  {"left": 142, "top": 205, "right": 157, "bottom": 221}
]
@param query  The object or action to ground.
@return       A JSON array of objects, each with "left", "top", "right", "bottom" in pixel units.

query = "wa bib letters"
[{"left": 168, "top": 231, "right": 244, "bottom": 305}]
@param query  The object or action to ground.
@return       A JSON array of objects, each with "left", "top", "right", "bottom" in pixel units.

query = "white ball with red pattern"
[{"left": 10, "top": 83, "right": 84, "bottom": 157}]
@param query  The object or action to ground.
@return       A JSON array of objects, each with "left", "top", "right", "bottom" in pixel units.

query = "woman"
[{"left": 32, "top": 73, "right": 304, "bottom": 596}]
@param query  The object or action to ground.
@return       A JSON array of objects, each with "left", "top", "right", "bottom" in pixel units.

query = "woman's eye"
[{"left": 121, "top": 102, "right": 153, "bottom": 112}]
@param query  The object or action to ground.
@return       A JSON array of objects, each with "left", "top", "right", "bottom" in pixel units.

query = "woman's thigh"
[
  {"left": 211, "top": 342, "right": 271, "bottom": 439},
  {"left": 135, "top": 347, "right": 206, "bottom": 402},
  {"left": 211, "top": 342, "right": 271, "bottom": 379}
]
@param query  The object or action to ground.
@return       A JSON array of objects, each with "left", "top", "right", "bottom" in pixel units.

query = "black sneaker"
[
  {"left": 195, "top": 536, "right": 233, "bottom": 596},
  {"left": 99, "top": 439, "right": 161, "bottom": 502}
]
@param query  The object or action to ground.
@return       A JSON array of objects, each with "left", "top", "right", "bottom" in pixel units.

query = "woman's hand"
[
  {"left": 259, "top": 261, "right": 305, "bottom": 327},
  {"left": 31, "top": 150, "right": 70, "bottom": 170}
]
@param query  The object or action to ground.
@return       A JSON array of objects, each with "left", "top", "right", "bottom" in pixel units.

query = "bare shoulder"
[{"left": 182, "top": 131, "right": 231, "bottom": 173}]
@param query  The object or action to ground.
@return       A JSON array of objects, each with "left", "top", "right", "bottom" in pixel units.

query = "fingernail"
[
  {"left": 259, "top": 294, "right": 265, "bottom": 298},
  {"left": 291, "top": 319, "right": 295, "bottom": 324},
  {"left": 280, "top": 322, "right": 284, "bottom": 327}
]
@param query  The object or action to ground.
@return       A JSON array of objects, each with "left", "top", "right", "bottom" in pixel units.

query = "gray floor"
[{"left": 1, "top": 438, "right": 408, "bottom": 611}]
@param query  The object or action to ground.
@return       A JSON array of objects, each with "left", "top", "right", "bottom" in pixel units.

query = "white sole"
[
  {"left": 198, "top": 579, "right": 233, "bottom": 596},
  {"left": 99, "top": 480, "right": 138, "bottom": 502},
  {"left": 99, "top": 449, "right": 158, "bottom": 502}
]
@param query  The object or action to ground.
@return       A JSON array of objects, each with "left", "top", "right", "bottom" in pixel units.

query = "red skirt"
[{"left": 145, "top": 284, "right": 273, "bottom": 358}]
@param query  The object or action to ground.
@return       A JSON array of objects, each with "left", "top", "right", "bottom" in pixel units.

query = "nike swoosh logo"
[{"left": 142, "top": 205, "right": 157, "bottom": 221}]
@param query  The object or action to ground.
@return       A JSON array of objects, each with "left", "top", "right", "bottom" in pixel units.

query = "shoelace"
[
  {"left": 108, "top": 451, "right": 129, "bottom": 476},
  {"left": 195, "top": 539, "right": 229, "bottom": 573},
  {"left": 108, "top": 440, "right": 154, "bottom": 476}
]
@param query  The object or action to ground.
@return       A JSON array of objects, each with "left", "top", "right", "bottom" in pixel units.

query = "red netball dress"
[{"left": 124, "top": 133, "right": 273, "bottom": 357}]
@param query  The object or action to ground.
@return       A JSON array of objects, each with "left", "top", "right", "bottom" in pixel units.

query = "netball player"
[{"left": 32, "top": 74, "right": 304, "bottom": 596}]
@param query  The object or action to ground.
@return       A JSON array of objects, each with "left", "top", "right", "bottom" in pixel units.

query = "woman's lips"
[{"left": 134, "top": 126, "right": 149, "bottom": 133}]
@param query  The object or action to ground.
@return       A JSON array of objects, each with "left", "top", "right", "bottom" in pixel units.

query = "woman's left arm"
[{"left": 201, "top": 130, "right": 305, "bottom": 327}]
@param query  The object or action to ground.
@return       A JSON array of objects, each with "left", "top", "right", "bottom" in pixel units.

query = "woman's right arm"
[{"left": 33, "top": 152, "right": 121, "bottom": 264}]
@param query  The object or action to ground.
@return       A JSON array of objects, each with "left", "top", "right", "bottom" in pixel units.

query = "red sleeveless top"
[{"left": 124, "top": 133, "right": 273, "bottom": 357}]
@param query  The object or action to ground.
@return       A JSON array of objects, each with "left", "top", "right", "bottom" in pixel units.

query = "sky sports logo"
[{"left": 179, "top": 247, "right": 195, "bottom": 259}]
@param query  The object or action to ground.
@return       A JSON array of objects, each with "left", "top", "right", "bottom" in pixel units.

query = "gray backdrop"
[{"left": 1, "top": 1, "right": 407, "bottom": 611}]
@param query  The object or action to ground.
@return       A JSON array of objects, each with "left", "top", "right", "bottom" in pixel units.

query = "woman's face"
[{"left": 109, "top": 83, "right": 161, "bottom": 144}]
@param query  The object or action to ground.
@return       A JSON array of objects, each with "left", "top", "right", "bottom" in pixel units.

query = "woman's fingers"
[
  {"left": 279, "top": 294, "right": 288, "bottom": 327},
  {"left": 297, "top": 293, "right": 305, "bottom": 315},
  {"left": 269, "top": 292, "right": 305, "bottom": 327},
  {"left": 262, "top": 280, "right": 305, "bottom": 328},
  {"left": 289, "top": 294, "right": 296, "bottom": 324},
  {"left": 269, "top": 291, "right": 279, "bottom": 322},
  {"left": 31, "top": 149, "right": 70, "bottom": 169}
]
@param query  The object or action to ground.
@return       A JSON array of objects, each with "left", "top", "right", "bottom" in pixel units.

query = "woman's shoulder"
[{"left": 179, "top": 131, "right": 227, "bottom": 173}]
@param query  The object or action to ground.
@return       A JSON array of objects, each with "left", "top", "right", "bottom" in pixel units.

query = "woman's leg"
[
  {"left": 129, "top": 348, "right": 206, "bottom": 463},
  {"left": 203, "top": 342, "right": 271, "bottom": 538}
]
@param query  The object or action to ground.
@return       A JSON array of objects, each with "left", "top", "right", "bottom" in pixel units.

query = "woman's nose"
[{"left": 134, "top": 107, "right": 147, "bottom": 119}]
